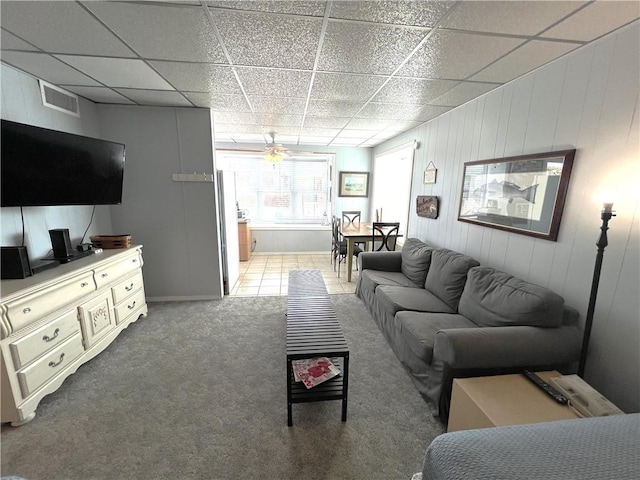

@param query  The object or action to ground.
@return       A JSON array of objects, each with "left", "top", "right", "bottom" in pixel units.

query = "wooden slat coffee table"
[{"left": 286, "top": 269, "right": 350, "bottom": 426}]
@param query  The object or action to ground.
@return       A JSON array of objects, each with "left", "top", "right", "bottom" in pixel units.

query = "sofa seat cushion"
[
  {"left": 459, "top": 266, "right": 565, "bottom": 328},
  {"left": 401, "top": 238, "right": 433, "bottom": 286},
  {"left": 377, "top": 285, "right": 456, "bottom": 316},
  {"left": 424, "top": 249, "right": 480, "bottom": 311},
  {"left": 360, "top": 269, "right": 420, "bottom": 292},
  {"left": 396, "top": 311, "right": 478, "bottom": 365}
]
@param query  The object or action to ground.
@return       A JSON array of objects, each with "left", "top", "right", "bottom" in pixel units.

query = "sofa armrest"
[
  {"left": 433, "top": 325, "right": 581, "bottom": 370},
  {"left": 358, "top": 251, "right": 402, "bottom": 272}
]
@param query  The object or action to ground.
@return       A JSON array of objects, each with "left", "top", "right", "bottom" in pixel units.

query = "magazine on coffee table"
[{"left": 292, "top": 357, "right": 340, "bottom": 389}]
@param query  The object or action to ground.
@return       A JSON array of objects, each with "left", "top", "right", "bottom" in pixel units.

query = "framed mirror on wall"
[{"left": 457, "top": 149, "right": 576, "bottom": 241}]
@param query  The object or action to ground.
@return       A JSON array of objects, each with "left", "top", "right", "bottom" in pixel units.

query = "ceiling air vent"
[{"left": 39, "top": 80, "right": 80, "bottom": 117}]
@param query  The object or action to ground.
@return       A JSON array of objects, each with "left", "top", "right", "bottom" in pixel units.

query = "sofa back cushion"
[
  {"left": 424, "top": 249, "right": 480, "bottom": 311},
  {"left": 459, "top": 266, "right": 564, "bottom": 328},
  {"left": 401, "top": 238, "right": 433, "bottom": 286}
]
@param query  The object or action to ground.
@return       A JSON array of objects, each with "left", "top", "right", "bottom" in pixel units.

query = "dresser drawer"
[
  {"left": 78, "top": 294, "right": 115, "bottom": 348},
  {"left": 17, "top": 333, "right": 84, "bottom": 398},
  {"left": 94, "top": 252, "right": 142, "bottom": 289},
  {"left": 5, "top": 272, "right": 95, "bottom": 332},
  {"left": 114, "top": 289, "right": 146, "bottom": 324},
  {"left": 112, "top": 271, "right": 144, "bottom": 304},
  {"left": 9, "top": 310, "right": 80, "bottom": 370}
]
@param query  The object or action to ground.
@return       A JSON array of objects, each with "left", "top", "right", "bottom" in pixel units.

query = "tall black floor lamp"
[{"left": 577, "top": 203, "right": 616, "bottom": 378}]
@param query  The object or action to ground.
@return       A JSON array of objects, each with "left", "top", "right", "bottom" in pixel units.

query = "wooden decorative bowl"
[{"left": 90, "top": 235, "right": 132, "bottom": 249}]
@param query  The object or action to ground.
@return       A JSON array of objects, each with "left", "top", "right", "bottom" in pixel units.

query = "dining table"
[{"left": 339, "top": 221, "right": 402, "bottom": 282}]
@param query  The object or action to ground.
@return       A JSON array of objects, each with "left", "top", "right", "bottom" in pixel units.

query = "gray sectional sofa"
[{"left": 355, "top": 238, "right": 582, "bottom": 420}]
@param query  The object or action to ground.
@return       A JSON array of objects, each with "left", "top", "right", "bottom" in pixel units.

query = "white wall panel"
[
  {"left": 0, "top": 65, "right": 112, "bottom": 260},
  {"left": 374, "top": 21, "right": 640, "bottom": 413}
]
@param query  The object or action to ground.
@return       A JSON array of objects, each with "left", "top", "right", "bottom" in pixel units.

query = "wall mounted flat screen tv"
[{"left": 1, "top": 119, "right": 125, "bottom": 207}]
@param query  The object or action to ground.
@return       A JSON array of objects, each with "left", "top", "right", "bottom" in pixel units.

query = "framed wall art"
[
  {"left": 417, "top": 195, "right": 439, "bottom": 219},
  {"left": 423, "top": 161, "right": 437, "bottom": 184},
  {"left": 338, "top": 171, "right": 370, "bottom": 197},
  {"left": 457, "top": 149, "right": 575, "bottom": 241}
]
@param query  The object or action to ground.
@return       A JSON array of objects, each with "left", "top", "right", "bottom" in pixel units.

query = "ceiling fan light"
[{"left": 265, "top": 151, "right": 283, "bottom": 164}]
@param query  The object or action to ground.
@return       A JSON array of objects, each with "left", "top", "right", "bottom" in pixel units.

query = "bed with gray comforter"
[{"left": 420, "top": 414, "right": 640, "bottom": 480}]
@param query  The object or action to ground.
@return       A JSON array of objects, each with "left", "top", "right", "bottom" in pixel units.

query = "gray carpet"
[{"left": 0, "top": 294, "right": 444, "bottom": 480}]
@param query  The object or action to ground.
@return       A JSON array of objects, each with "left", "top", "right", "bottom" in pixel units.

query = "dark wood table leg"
[
  {"left": 287, "top": 357, "right": 293, "bottom": 427},
  {"left": 342, "top": 353, "right": 349, "bottom": 422}
]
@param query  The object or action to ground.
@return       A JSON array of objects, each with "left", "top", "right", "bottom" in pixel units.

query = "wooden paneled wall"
[{"left": 375, "top": 21, "right": 639, "bottom": 413}]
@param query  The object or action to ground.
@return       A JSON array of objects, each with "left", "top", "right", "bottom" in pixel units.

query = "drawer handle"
[
  {"left": 23, "top": 307, "right": 31, "bottom": 314},
  {"left": 101, "top": 273, "right": 109, "bottom": 278},
  {"left": 42, "top": 328, "right": 60, "bottom": 343},
  {"left": 132, "top": 259, "right": 138, "bottom": 263},
  {"left": 128, "top": 301, "right": 136, "bottom": 310},
  {"left": 125, "top": 283, "right": 135, "bottom": 292},
  {"left": 48, "top": 353, "right": 65, "bottom": 368},
  {"left": 81, "top": 282, "right": 89, "bottom": 288}
]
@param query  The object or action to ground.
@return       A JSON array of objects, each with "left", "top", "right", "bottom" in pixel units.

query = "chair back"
[
  {"left": 341, "top": 211, "right": 361, "bottom": 228},
  {"left": 332, "top": 216, "right": 342, "bottom": 244},
  {"left": 371, "top": 222, "right": 400, "bottom": 251}
]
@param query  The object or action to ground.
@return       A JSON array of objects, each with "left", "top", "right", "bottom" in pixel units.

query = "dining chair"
[
  {"left": 341, "top": 211, "right": 361, "bottom": 227},
  {"left": 333, "top": 217, "right": 363, "bottom": 277},
  {"left": 330, "top": 215, "right": 340, "bottom": 266},
  {"left": 371, "top": 222, "right": 400, "bottom": 251}
]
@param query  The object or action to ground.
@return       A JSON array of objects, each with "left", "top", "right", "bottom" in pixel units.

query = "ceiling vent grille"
[{"left": 39, "top": 80, "right": 80, "bottom": 117}]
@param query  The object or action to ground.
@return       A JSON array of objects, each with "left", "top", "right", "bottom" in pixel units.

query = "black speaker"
[
  {"left": 1, "top": 246, "right": 32, "bottom": 279},
  {"left": 49, "top": 228, "right": 74, "bottom": 258}
]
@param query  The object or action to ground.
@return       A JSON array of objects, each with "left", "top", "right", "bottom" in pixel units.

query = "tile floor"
[{"left": 230, "top": 253, "right": 359, "bottom": 296}]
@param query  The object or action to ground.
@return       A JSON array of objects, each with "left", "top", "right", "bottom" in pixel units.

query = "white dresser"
[{"left": 0, "top": 246, "right": 148, "bottom": 426}]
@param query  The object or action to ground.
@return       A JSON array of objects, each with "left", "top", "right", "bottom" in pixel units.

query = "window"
[{"left": 218, "top": 151, "right": 331, "bottom": 225}]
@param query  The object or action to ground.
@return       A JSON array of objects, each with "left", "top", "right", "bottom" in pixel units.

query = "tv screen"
[{"left": 1, "top": 119, "right": 125, "bottom": 207}]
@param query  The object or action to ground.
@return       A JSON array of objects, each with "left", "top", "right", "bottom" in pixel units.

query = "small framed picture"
[
  {"left": 423, "top": 162, "right": 437, "bottom": 184},
  {"left": 417, "top": 195, "right": 439, "bottom": 219},
  {"left": 339, "top": 171, "right": 370, "bottom": 197}
]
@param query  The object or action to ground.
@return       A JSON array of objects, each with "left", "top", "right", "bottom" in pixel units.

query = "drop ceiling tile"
[
  {"left": 212, "top": 10, "right": 322, "bottom": 69},
  {"left": 384, "top": 120, "right": 423, "bottom": 132},
  {"left": 398, "top": 30, "right": 525, "bottom": 79},
  {"left": 337, "top": 129, "right": 379, "bottom": 139},
  {"left": 306, "top": 99, "right": 363, "bottom": 117},
  {"left": 255, "top": 113, "right": 302, "bottom": 127},
  {"left": 184, "top": 92, "right": 250, "bottom": 110},
  {"left": 113, "top": 89, "right": 192, "bottom": 107},
  {"left": 310, "top": 73, "right": 386, "bottom": 101},
  {"left": 229, "top": 133, "right": 268, "bottom": 142},
  {"left": 318, "top": 21, "right": 427, "bottom": 75},
  {"left": 543, "top": 2, "right": 640, "bottom": 41},
  {"left": 443, "top": 1, "right": 587, "bottom": 36},
  {"left": 298, "top": 136, "right": 335, "bottom": 145},
  {"left": 236, "top": 67, "right": 312, "bottom": 97},
  {"left": 345, "top": 117, "right": 395, "bottom": 130},
  {"left": 330, "top": 0, "right": 455, "bottom": 27},
  {"left": 208, "top": 1, "right": 326, "bottom": 16},
  {"left": 300, "top": 128, "right": 341, "bottom": 137},
  {"left": 260, "top": 126, "right": 300, "bottom": 136},
  {"left": 1, "top": 1, "right": 134, "bottom": 57},
  {"left": 248, "top": 96, "right": 307, "bottom": 114},
  {"left": 84, "top": 2, "right": 227, "bottom": 63},
  {"left": 61, "top": 85, "right": 135, "bottom": 104},
  {"left": 330, "top": 139, "right": 365, "bottom": 147},
  {"left": 411, "top": 105, "right": 454, "bottom": 122},
  {"left": 356, "top": 102, "right": 422, "bottom": 119},
  {"left": 1, "top": 30, "right": 39, "bottom": 51},
  {"left": 430, "top": 81, "right": 500, "bottom": 106},
  {"left": 303, "top": 116, "right": 350, "bottom": 129},
  {"left": 214, "top": 123, "right": 263, "bottom": 134},
  {"left": 150, "top": 62, "right": 242, "bottom": 94},
  {"left": 471, "top": 39, "right": 580, "bottom": 83},
  {"left": 373, "top": 77, "right": 460, "bottom": 104},
  {"left": 1, "top": 51, "right": 101, "bottom": 86},
  {"left": 213, "top": 111, "right": 257, "bottom": 124},
  {"left": 272, "top": 134, "right": 299, "bottom": 143},
  {"left": 56, "top": 55, "right": 174, "bottom": 90},
  {"left": 213, "top": 133, "right": 236, "bottom": 142}
]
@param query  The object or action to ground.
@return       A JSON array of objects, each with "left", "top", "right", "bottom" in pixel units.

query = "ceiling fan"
[{"left": 264, "top": 132, "right": 289, "bottom": 164}]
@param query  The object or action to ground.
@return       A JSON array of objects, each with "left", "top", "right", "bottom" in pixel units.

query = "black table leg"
[
  {"left": 287, "top": 357, "right": 293, "bottom": 426},
  {"left": 342, "top": 353, "right": 349, "bottom": 422}
]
